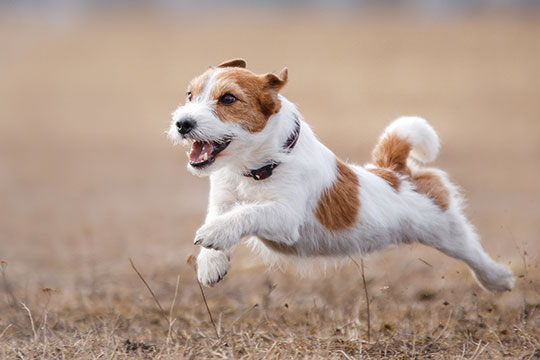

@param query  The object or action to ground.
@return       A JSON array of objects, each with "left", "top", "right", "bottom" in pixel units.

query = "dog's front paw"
[
  {"left": 197, "top": 248, "right": 230, "bottom": 287},
  {"left": 194, "top": 219, "right": 238, "bottom": 251}
]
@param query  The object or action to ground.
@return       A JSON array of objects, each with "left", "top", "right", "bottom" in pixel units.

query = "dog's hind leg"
[{"left": 421, "top": 217, "right": 514, "bottom": 292}]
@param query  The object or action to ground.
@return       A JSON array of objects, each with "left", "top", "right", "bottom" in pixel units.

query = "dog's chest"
[
  {"left": 234, "top": 181, "right": 275, "bottom": 202},
  {"left": 212, "top": 172, "right": 284, "bottom": 209}
]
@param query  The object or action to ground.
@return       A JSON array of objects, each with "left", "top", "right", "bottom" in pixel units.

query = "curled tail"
[{"left": 372, "top": 116, "right": 440, "bottom": 173}]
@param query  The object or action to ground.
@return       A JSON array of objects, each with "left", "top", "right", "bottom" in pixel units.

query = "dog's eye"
[
  {"left": 219, "top": 93, "right": 237, "bottom": 105},
  {"left": 187, "top": 91, "right": 193, "bottom": 101}
]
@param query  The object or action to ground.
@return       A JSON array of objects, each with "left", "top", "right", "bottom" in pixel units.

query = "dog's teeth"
[
  {"left": 186, "top": 151, "right": 190, "bottom": 159},
  {"left": 182, "top": 139, "right": 189, "bottom": 146},
  {"left": 203, "top": 153, "right": 208, "bottom": 161}
]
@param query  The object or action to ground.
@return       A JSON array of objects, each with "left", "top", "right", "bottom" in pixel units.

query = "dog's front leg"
[
  {"left": 195, "top": 179, "right": 237, "bottom": 286},
  {"left": 197, "top": 177, "right": 236, "bottom": 286},
  {"left": 194, "top": 202, "right": 300, "bottom": 251},
  {"left": 196, "top": 247, "right": 231, "bottom": 287}
]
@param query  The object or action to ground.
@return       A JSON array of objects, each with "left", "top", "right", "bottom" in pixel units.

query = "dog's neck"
[{"left": 243, "top": 115, "right": 300, "bottom": 180}]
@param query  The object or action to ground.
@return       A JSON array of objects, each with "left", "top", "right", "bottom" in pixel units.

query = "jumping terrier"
[{"left": 168, "top": 59, "right": 514, "bottom": 291}]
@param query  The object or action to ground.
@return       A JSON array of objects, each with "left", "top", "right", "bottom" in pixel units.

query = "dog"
[{"left": 168, "top": 58, "right": 514, "bottom": 292}]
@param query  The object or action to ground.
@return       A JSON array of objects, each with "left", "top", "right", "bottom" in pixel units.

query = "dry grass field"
[{"left": 1, "top": 8, "right": 539, "bottom": 359}]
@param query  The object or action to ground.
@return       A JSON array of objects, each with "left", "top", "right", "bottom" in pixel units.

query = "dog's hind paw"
[{"left": 473, "top": 262, "right": 515, "bottom": 292}]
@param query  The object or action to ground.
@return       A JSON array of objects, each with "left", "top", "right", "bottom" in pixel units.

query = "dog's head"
[{"left": 168, "top": 59, "right": 288, "bottom": 176}]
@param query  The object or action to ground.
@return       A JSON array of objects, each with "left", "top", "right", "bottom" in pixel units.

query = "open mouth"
[{"left": 187, "top": 138, "right": 232, "bottom": 168}]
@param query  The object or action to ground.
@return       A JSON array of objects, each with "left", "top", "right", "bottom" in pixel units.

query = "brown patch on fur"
[
  {"left": 211, "top": 68, "right": 287, "bottom": 133},
  {"left": 369, "top": 168, "right": 400, "bottom": 190},
  {"left": 412, "top": 171, "right": 449, "bottom": 211},
  {"left": 315, "top": 159, "right": 360, "bottom": 231},
  {"left": 371, "top": 132, "right": 448, "bottom": 210},
  {"left": 260, "top": 238, "right": 298, "bottom": 255},
  {"left": 372, "top": 134, "right": 412, "bottom": 174},
  {"left": 187, "top": 68, "right": 213, "bottom": 100}
]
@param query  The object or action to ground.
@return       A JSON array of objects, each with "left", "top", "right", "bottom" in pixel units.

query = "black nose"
[{"left": 176, "top": 118, "right": 196, "bottom": 135}]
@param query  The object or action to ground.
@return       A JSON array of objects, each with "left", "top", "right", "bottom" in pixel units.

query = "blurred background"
[{"left": 1, "top": 0, "right": 539, "bottom": 330}]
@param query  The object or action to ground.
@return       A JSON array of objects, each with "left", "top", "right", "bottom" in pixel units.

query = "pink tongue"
[{"left": 189, "top": 141, "right": 213, "bottom": 162}]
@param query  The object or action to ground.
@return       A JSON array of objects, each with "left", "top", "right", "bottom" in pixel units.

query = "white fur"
[
  {"left": 382, "top": 116, "right": 440, "bottom": 163},
  {"left": 199, "top": 68, "right": 225, "bottom": 101},
  {"left": 169, "top": 76, "right": 514, "bottom": 292}
]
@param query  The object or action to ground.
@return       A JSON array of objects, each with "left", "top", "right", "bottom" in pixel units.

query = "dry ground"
[{"left": 1, "top": 8, "right": 539, "bottom": 359}]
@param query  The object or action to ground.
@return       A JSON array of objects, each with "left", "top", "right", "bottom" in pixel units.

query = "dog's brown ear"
[
  {"left": 278, "top": 67, "right": 288, "bottom": 83},
  {"left": 264, "top": 67, "right": 288, "bottom": 90},
  {"left": 217, "top": 59, "right": 247, "bottom": 68},
  {"left": 258, "top": 67, "right": 288, "bottom": 117}
]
